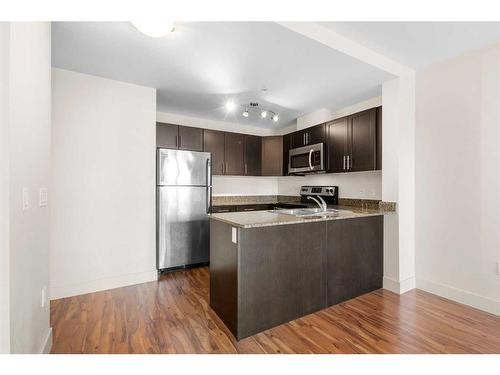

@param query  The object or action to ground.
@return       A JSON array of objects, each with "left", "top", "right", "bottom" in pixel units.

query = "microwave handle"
[{"left": 308, "top": 149, "right": 314, "bottom": 170}]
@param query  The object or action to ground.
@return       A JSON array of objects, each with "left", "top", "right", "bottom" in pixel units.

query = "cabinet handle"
[
  {"left": 347, "top": 155, "right": 350, "bottom": 170},
  {"left": 303, "top": 133, "right": 305, "bottom": 145},
  {"left": 175, "top": 135, "right": 178, "bottom": 148},
  {"left": 343, "top": 155, "right": 346, "bottom": 170},
  {"left": 243, "top": 208, "right": 254, "bottom": 211},
  {"left": 306, "top": 132, "right": 309, "bottom": 145},
  {"left": 178, "top": 135, "right": 181, "bottom": 148},
  {"left": 245, "top": 163, "right": 248, "bottom": 175}
]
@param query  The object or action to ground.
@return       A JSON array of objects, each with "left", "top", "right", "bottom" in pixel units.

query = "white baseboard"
[
  {"left": 383, "top": 276, "right": 415, "bottom": 294},
  {"left": 416, "top": 277, "right": 500, "bottom": 316},
  {"left": 41, "top": 327, "right": 52, "bottom": 354},
  {"left": 50, "top": 270, "right": 158, "bottom": 300}
]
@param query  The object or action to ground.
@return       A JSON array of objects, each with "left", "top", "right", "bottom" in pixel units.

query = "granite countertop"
[{"left": 210, "top": 205, "right": 393, "bottom": 229}]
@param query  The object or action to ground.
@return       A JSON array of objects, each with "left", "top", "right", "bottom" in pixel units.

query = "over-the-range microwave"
[{"left": 288, "top": 143, "right": 326, "bottom": 175}]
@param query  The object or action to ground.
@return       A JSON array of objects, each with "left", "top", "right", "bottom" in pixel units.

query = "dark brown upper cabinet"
[
  {"left": 282, "top": 133, "right": 292, "bottom": 176},
  {"left": 244, "top": 135, "right": 262, "bottom": 176},
  {"left": 203, "top": 129, "right": 225, "bottom": 175},
  {"left": 224, "top": 132, "right": 245, "bottom": 175},
  {"left": 376, "top": 106, "right": 382, "bottom": 170},
  {"left": 178, "top": 125, "right": 203, "bottom": 151},
  {"left": 349, "top": 108, "right": 377, "bottom": 172},
  {"left": 157, "top": 123, "right": 203, "bottom": 151},
  {"left": 326, "top": 117, "right": 349, "bottom": 173},
  {"left": 156, "top": 123, "right": 179, "bottom": 149},
  {"left": 261, "top": 136, "right": 283, "bottom": 176},
  {"left": 291, "top": 123, "right": 326, "bottom": 148},
  {"left": 326, "top": 107, "right": 379, "bottom": 173}
]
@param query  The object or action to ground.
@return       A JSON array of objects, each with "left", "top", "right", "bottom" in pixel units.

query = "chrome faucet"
[{"left": 307, "top": 195, "right": 327, "bottom": 211}]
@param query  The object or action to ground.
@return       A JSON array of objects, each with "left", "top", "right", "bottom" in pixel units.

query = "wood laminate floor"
[{"left": 50, "top": 267, "right": 500, "bottom": 354}]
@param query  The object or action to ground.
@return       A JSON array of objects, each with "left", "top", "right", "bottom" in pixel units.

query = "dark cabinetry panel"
[
  {"left": 244, "top": 135, "right": 261, "bottom": 176},
  {"left": 292, "top": 124, "right": 326, "bottom": 148},
  {"left": 157, "top": 123, "right": 203, "bottom": 151},
  {"left": 156, "top": 123, "right": 179, "bottom": 149},
  {"left": 224, "top": 133, "right": 245, "bottom": 175},
  {"left": 203, "top": 129, "right": 225, "bottom": 175},
  {"left": 326, "top": 117, "right": 348, "bottom": 173},
  {"left": 178, "top": 126, "right": 203, "bottom": 151},
  {"left": 376, "top": 106, "right": 382, "bottom": 170},
  {"left": 261, "top": 136, "right": 283, "bottom": 176},
  {"left": 326, "top": 216, "right": 383, "bottom": 306},
  {"left": 282, "top": 133, "right": 292, "bottom": 176},
  {"left": 349, "top": 108, "right": 377, "bottom": 172}
]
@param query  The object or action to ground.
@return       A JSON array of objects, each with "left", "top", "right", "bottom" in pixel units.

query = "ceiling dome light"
[
  {"left": 242, "top": 109, "right": 249, "bottom": 117},
  {"left": 260, "top": 110, "right": 268, "bottom": 119},
  {"left": 272, "top": 114, "right": 279, "bottom": 122},
  {"left": 225, "top": 100, "right": 236, "bottom": 112},
  {"left": 131, "top": 21, "right": 175, "bottom": 38}
]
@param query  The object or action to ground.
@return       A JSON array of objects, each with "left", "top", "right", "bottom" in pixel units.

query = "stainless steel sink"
[{"left": 272, "top": 207, "right": 341, "bottom": 217}]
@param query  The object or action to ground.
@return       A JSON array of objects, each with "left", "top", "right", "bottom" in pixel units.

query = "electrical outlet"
[
  {"left": 41, "top": 286, "right": 47, "bottom": 308},
  {"left": 22, "top": 188, "right": 29, "bottom": 211},
  {"left": 39, "top": 188, "right": 48, "bottom": 207},
  {"left": 231, "top": 227, "right": 237, "bottom": 244}
]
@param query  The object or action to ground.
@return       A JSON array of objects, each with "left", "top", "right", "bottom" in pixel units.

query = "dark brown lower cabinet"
[
  {"left": 210, "top": 215, "right": 383, "bottom": 340},
  {"left": 326, "top": 216, "right": 383, "bottom": 305}
]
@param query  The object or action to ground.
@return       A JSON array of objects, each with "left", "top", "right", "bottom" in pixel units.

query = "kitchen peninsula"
[{"left": 209, "top": 189, "right": 390, "bottom": 340}]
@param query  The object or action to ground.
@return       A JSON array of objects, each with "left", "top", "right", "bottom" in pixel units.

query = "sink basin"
[{"left": 272, "top": 208, "right": 340, "bottom": 217}]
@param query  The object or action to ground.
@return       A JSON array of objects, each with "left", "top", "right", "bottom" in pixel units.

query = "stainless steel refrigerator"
[{"left": 156, "top": 148, "right": 212, "bottom": 271}]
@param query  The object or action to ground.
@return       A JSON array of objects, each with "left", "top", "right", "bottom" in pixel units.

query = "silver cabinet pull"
[
  {"left": 178, "top": 135, "right": 181, "bottom": 148},
  {"left": 306, "top": 132, "right": 309, "bottom": 145},
  {"left": 343, "top": 155, "right": 346, "bottom": 170},
  {"left": 245, "top": 163, "right": 248, "bottom": 175},
  {"left": 347, "top": 155, "right": 350, "bottom": 170},
  {"left": 175, "top": 135, "right": 178, "bottom": 148},
  {"left": 243, "top": 208, "right": 254, "bottom": 211},
  {"left": 303, "top": 133, "right": 305, "bottom": 145}
]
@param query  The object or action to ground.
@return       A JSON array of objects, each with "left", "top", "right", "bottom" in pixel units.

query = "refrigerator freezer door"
[
  {"left": 157, "top": 186, "right": 209, "bottom": 270},
  {"left": 157, "top": 149, "right": 211, "bottom": 186}
]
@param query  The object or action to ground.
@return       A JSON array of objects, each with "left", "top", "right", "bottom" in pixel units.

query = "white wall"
[
  {"left": 50, "top": 69, "right": 157, "bottom": 299},
  {"left": 278, "top": 171, "right": 382, "bottom": 199},
  {"left": 7, "top": 22, "right": 52, "bottom": 354},
  {"left": 415, "top": 43, "right": 500, "bottom": 315},
  {"left": 0, "top": 22, "right": 10, "bottom": 354},
  {"left": 213, "top": 176, "right": 278, "bottom": 196}
]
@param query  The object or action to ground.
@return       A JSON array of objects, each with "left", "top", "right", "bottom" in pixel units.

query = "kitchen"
[{"left": 2, "top": 16, "right": 500, "bottom": 363}]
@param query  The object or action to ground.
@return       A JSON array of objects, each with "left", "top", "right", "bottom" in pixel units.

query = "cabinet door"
[
  {"left": 306, "top": 123, "right": 326, "bottom": 145},
  {"left": 178, "top": 125, "right": 203, "bottom": 151},
  {"left": 244, "top": 135, "right": 262, "bottom": 176},
  {"left": 291, "top": 130, "right": 306, "bottom": 148},
  {"left": 261, "top": 136, "right": 283, "bottom": 176},
  {"left": 376, "top": 106, "right": 382, "bottom": 170},
  {"left": 203, "top": 129, "right": 225, "bottom": 175},
  {"left": 348, "top": 108, "right": 377, "bottom": 172},
  {"left": 326, "top": 117, "right": 348, "bottom": 173},
  {"left": 282, "top": 134, "right": 292, "bottom": 176},
  {"left": 224, "top": 132, "right": 245, "bottom": 175},
  {"left": 156, "top": 123, "right": 179, "bottom": 149}
]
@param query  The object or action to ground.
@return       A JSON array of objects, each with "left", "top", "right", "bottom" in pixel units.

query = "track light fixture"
[{"left": 224, "top": 100, "right": 279, "bottom": 123}]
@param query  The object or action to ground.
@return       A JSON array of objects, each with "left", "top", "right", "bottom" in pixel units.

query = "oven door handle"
[{"left": 308, "top": 149, "right": 314, "bottom": 170}]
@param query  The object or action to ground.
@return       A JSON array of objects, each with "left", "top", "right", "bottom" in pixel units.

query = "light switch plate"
[
  {"left": 22, "top": 188, "right": 29, "bottom": 211},
  {"left": 231, "top": 227, "right": 237, "bottom": 244},
  {"left": 39, "top": 188, "right": 48, "bottom": 207}
]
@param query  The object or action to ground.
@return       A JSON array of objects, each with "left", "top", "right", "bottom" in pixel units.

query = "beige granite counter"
[{"left": 210, "top": 206, "right": 393, "bottom": 229}]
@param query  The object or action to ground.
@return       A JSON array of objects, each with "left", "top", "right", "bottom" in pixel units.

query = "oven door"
[{"left": 288, "top": 143, "right": 325, "bottom": 174}]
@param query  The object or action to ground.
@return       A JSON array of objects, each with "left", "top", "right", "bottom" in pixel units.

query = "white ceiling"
[
  {"left": 51, "top": 22, "right": 394, "bottom": 129},
  {"left": 321, "top": 22, "right": 500, "bottom": 69}
]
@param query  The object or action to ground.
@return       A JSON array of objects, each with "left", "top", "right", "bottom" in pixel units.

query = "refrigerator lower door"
[{"left": 157, "top": 186, "right": 210, "bottom": 270}]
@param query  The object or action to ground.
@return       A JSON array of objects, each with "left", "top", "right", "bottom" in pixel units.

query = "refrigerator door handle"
[
  {"left": 206, "top": 186, "right": 212, "bottom": 214},
  {"left": 206, "top": 157, "right": 212, "bottom": 186}
]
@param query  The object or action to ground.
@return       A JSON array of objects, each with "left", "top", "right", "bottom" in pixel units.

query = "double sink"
[{"left": 272, "top": 207, "right": 342, "bottom": 219}]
